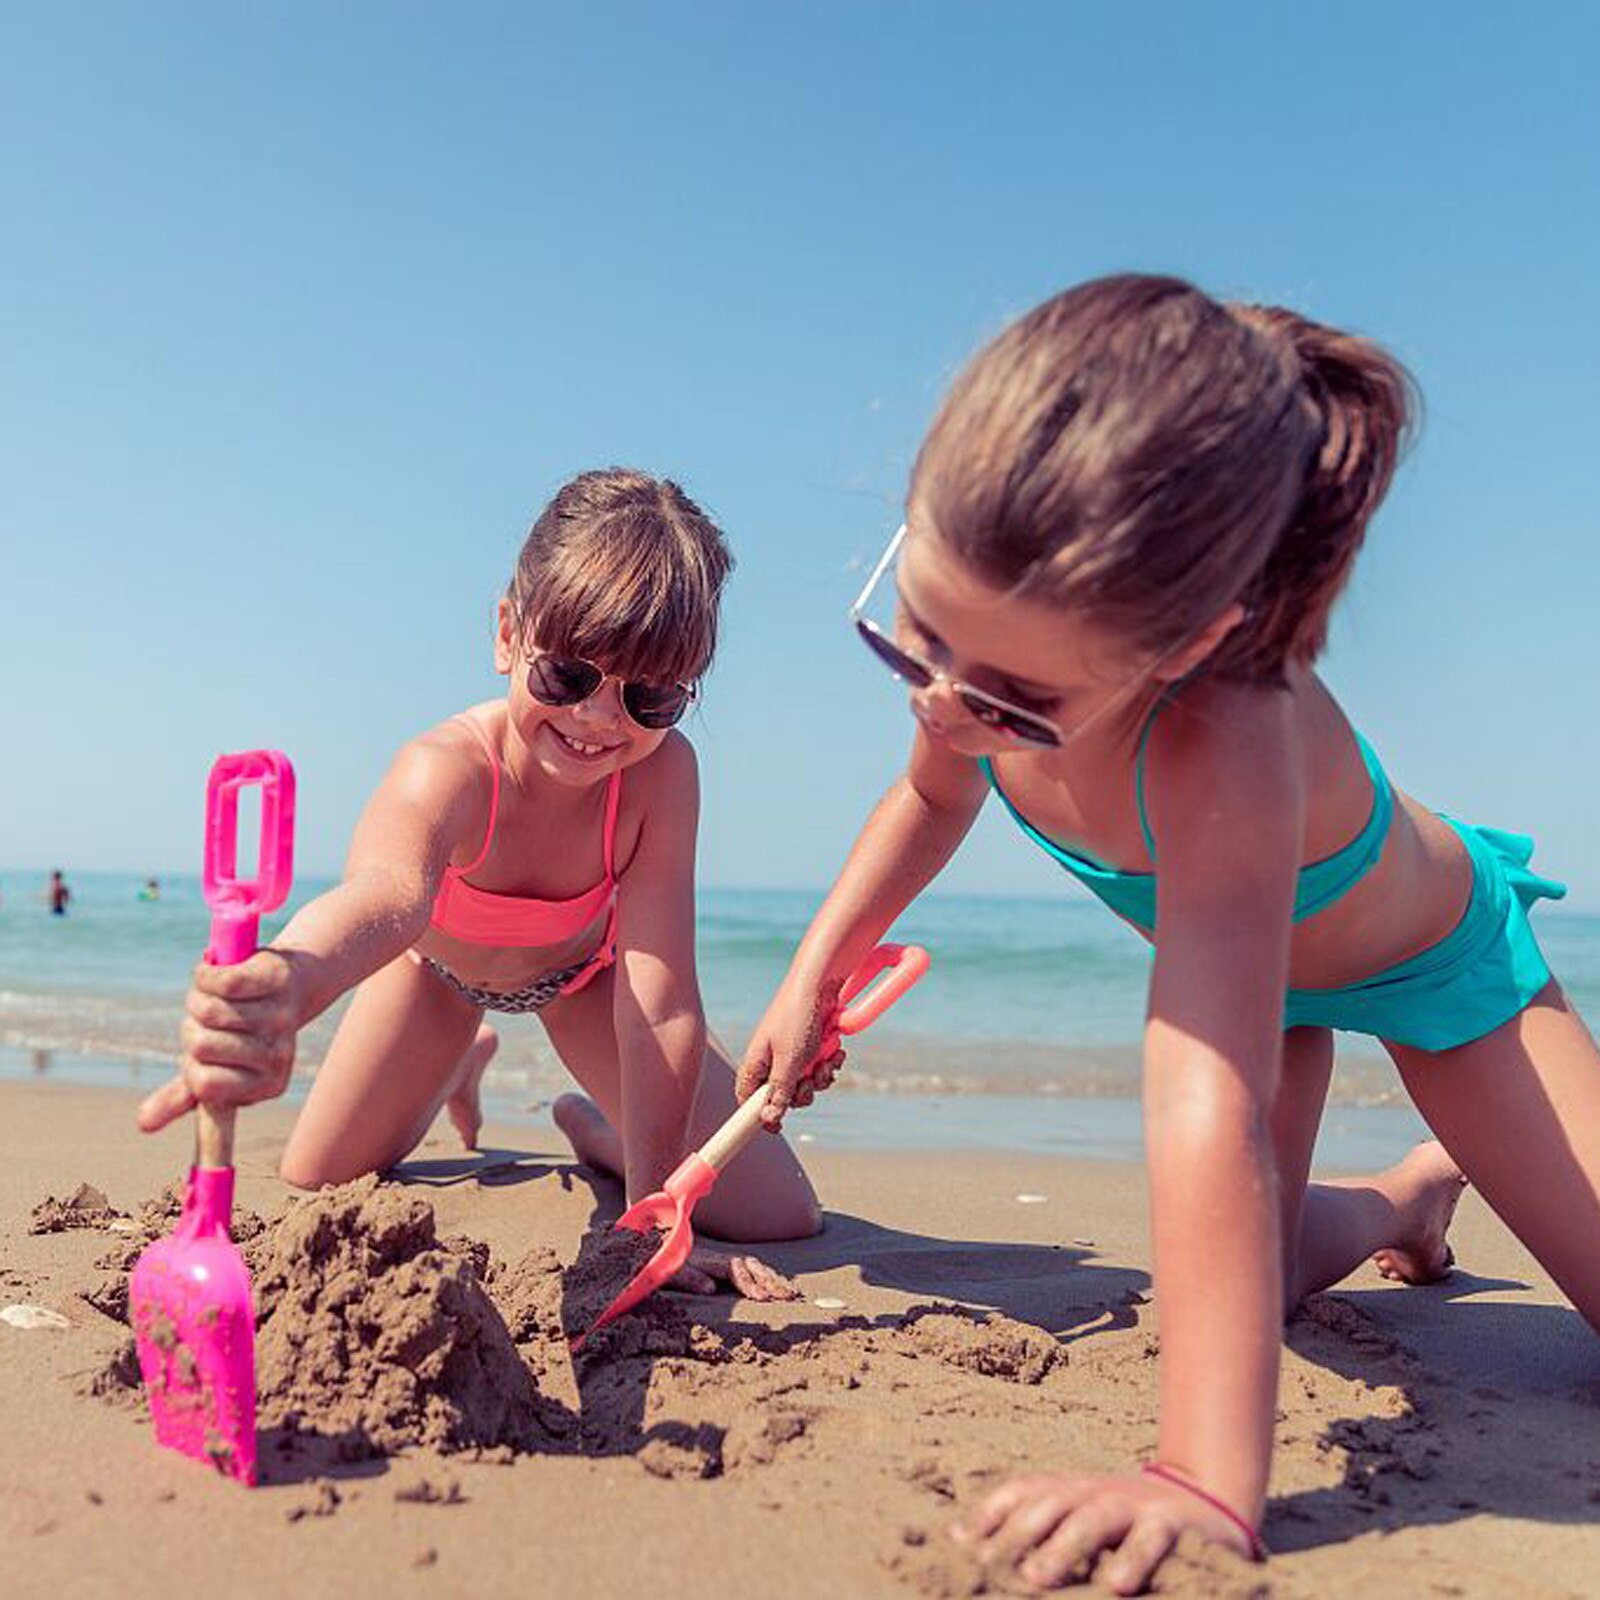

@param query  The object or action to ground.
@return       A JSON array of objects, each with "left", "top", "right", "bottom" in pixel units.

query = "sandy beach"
[{"left": 2, "top": 1078, "right": 1596, "bottom": 1600}]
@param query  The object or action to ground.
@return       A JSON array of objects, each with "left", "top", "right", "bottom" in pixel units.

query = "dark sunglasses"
[
  {"left": 527, "top": 653, "right": 696, "bottom": 730},
  {"left": 848, "top": 526, "right": 1065, "bottom": 747},
  {"left": 852, "top": 619, "right": 1062, "bottom": 746}
]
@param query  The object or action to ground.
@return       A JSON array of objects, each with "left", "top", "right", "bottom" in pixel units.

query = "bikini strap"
[
  {"left": 452, "top": 715, "right": 502, "bottom": 874},
  {"left": 600, "top": 770, "right": 623, "bottom": 879},
  {"left": 1132, "top": 692, "right": 1176, "bottom": 863}
]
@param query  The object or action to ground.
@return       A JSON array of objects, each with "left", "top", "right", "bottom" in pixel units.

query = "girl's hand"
[
  {"left": 137, "top": 949, "right": 306, "bottom": 1133},
  {"left": 671, "top": 1244, "right": 802, "bottom": 1302},
  {"left": 951, "top": 1469, "right": 1261, "bottom": 1595},
  {"left": 735, "top": 975, "right": 847, "bottom": 1131}
]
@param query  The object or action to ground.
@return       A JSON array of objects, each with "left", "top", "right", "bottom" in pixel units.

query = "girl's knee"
[
  {"left": 277, "top": 1146, "right": 331, "bottom": 1191},
  {"left": 278, "top": 1135, "right": 375, "bottom": 1192},
  {"left": 713, "top": 1174, "right": 824, "bottom": 1242},
  {"left": 787, "top": 1190, "right": 825, "bottom": 1239}
]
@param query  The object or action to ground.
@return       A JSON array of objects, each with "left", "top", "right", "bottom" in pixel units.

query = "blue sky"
[{"left": 3, "top": 3, "right": 1596, "bottom": 908}]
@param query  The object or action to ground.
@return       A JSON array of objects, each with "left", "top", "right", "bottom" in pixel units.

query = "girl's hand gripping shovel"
[
  {"left": 572, "top": 942, "right": 930, "bottom": 1353},
  {"left": 129, "top": 750, "right": 296, "bottom": 1485}
]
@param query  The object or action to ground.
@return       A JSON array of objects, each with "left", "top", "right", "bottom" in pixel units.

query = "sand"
[{"left": 1, "top": 1079, "right": 1596, "bottom": 1599}]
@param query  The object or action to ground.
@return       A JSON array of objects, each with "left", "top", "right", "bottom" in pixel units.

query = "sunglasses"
[
  {"left": 526, "top": 653, "right": 696, "bottom": 730},
  {"left": 848, "top": 526, "right": 1066, "bottom": 747}
]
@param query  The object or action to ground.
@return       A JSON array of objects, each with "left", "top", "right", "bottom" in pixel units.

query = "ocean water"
[{"left": 3, "top": 870, "right": 1597, "bottom": 1166}]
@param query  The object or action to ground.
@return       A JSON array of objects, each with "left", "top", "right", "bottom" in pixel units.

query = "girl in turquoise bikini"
[{"left": 738, "top": 275, "right": 1600, "bottom": 1592}]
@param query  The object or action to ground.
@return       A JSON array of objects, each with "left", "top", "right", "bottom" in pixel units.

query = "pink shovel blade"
[
  {"left": 128, "top": 1167, "right": 258, "bottom": 1484},
  {"left": 570, "top": 1155, "right": 716, "bottom": 1353}
]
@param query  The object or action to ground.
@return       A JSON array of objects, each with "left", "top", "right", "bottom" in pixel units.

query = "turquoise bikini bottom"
[{"left": 1282, "top": 818, "right": 1565, "bottom": 1052}]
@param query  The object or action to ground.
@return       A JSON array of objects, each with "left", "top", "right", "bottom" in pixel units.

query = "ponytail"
[
  {"left": 911, "top": 276, "right": 1415, "bottom": 688},
  {"left": 1219, "top": 307, "right": 1416, "bottom": 680}
]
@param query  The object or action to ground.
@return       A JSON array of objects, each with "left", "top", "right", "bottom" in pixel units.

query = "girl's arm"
[
  {"left": 1140, "top": 694, "right": 1303, "bottom": 1523},
  {"left": 271, "top": 737, "right": 482, "bottom": 1017},
  {"left": 957, "top": 689, "right": 1304, "bottom": 1592},
  {"left": 737, "top": 726, "right": 988, "bottom": 1125},
  {"left": 137, "top": 733, "right": 484, "bottom": 1132},
  {"left": 609, "top": 733, "right": 710, "bottom": 1200}
]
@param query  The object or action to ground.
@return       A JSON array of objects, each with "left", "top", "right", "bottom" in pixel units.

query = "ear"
[
  {"left": 493, "top": 597, "right": 518, "bottom": 677},
  {"left": 1152, "top": 602, "right": 1247, "bottom": 682}
]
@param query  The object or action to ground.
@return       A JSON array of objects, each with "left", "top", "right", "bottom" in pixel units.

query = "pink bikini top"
[{"left": 429, "top": 716, "right": 622, "bottom": 949}]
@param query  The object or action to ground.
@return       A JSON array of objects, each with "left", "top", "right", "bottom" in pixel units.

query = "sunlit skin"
[
  {"left": 139, "top": 596, "right": 822, "bottom": 1300},
  {"left": 740, "top": 520, "right": 1600, "bottom": 1593}
]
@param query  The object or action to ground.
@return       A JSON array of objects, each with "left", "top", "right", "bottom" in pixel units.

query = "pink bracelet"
[{"left": 1141, "top": 1462, "right": 1268, "bottom": 1562}]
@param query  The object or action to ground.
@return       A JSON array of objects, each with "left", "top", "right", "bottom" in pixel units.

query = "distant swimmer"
[
  {"left": 139, "top": 878, "right": 161, "bottom": 902},
  {"left": 48, "top": 870, "right": 71, "bottom": 916}
]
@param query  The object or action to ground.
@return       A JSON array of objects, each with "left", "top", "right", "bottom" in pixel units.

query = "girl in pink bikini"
[{"left": 138, "top": 468, "right": 819, "bottom": 1296}]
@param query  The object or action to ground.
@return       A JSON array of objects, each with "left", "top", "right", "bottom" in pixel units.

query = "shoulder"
[
  {"left": 613, "top": 732, "right": 699, "bottom": 875},
  {"left": 378, "top": 708, "right": 498, "bottom": 836},
  {"left": 1144, "top": 676, "right": 1297, "bottom": 789},
  {"left": 621, "top": 730, "right": 700, "bottom": 809},
  {"left": 1141, "top": 676, "right": 1304, "bottom": 896}
]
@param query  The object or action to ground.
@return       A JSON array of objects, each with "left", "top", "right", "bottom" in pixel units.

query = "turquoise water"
[{"left": 2, "top": 869, "right": 1596, "bottom": 1164}]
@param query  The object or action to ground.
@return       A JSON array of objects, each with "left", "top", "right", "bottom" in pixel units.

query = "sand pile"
[
  {"left": 30, "top": 1182, "right": 126, "bottom": 1234},
  {"left": 899, "top": 1304, "right": 1062, "bottom": 1385},
  {"left": 247, "top": 1176, "right": 566, "bottom": 1461}
]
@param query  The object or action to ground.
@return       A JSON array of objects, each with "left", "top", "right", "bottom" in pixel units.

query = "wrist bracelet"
[{"left": 1141, "top": 1462, "right": 1268, "bottom": 1562}]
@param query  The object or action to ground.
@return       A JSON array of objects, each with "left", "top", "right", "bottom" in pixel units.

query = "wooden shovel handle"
[
  {"left": 699, "top": 1086, "right": 773, "bottom": 1174},
  {"left": 196, "top": 1101, "right": 237, "bottom": 1170}
]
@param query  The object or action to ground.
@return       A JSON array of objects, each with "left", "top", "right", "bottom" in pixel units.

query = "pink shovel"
[
  {"left": 572, "top": 942, "right": 930, "bottom": 1352},
  {"left": 129, "top": 750, "right": 296, "bottom": 1485}
]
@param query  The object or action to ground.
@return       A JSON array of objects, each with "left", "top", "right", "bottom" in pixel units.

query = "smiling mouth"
[{"left": 550, "top": 726, "right": 620, "bottom": 758}]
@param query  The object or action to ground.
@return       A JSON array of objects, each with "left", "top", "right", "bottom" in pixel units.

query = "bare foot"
[
  {"left": 553, "top": 1091, "right": 624, "bottom": 1177},
  {"left": 446, "top": 1025, "right": 499, "bottom": 1150},
  {"left": 1373, "top": 1140, "right": 1468, "bottom": 1285}
]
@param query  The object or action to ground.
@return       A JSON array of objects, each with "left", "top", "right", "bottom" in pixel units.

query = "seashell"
[{"left": 2, "top": 1303, "right": 72, "bottom": 1331}]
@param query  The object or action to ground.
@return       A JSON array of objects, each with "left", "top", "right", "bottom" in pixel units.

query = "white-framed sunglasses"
[{"left": 847, "top": 525, "right": 1066, "bottom": 748}]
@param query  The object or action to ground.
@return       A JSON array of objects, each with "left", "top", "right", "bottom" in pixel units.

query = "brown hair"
[
  {"left": 510, "top": 468, "right": 733, "bottom": 685},
  {"left": 909, "top": 274, "right": 1415, "bottom": 683}
]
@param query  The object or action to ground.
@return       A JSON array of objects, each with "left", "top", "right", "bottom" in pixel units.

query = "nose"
[
  {"left": 911, "top": 676, "right": 963, "bottom": 734},
  {"left": 917, "top": 675, "right": 970, "bottom": 720},
  {"left": 572, "top": 677, "right": 627, "bottom": 730}
]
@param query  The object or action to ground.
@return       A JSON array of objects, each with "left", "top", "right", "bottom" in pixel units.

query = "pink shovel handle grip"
[
  {"left": 813, "top": 942, "right": 930, "bottom": 1065},
  {"left": 835, "top": 942, "right": 931, "bottom": 1036},
  {"left": 203, "top": 750, "right": 295, "bottom": 940}
]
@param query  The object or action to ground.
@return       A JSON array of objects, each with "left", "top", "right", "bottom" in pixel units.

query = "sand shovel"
[
  {"left": 572, "top": 941, "right": 930, "bottom": 1352},
  {"left": 129, "top": 750, "right": 296, "bottom": 1485}
]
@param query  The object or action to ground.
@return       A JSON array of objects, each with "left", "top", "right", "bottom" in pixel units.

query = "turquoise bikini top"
[{"left": 980, "top": 713, "right": 1394, "bottom": 934}]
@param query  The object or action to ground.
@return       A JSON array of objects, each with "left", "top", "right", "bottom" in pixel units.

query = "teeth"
[{"left": 558, "top": 730, "right": 607, "bottom": 756}]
